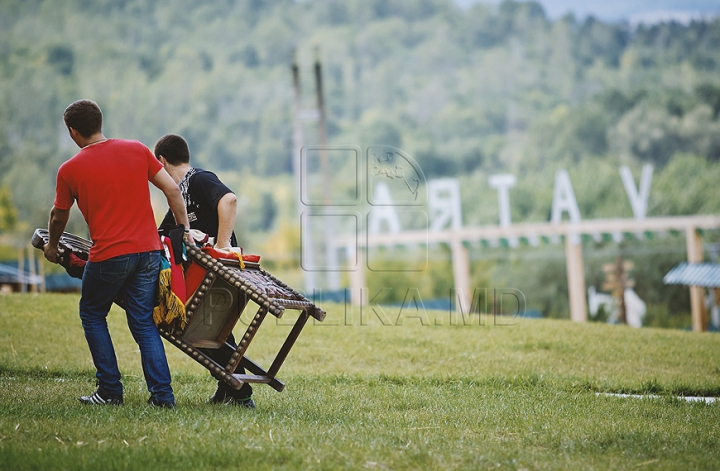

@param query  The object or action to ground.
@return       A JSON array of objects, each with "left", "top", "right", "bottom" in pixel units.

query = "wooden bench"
[{"left": 31, "top": 228, "right": 325, "bottom": 392}]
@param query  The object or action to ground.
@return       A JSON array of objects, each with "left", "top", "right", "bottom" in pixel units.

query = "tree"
[{"left": 0, "top": 186, "right": 18, "bottom": 233}]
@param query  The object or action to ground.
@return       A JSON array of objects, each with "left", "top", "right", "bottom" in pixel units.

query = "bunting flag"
[{"left": 456, "top": 227, "right": 711, "bottom": 250}]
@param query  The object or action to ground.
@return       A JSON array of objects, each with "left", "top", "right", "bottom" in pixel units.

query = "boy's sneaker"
[
  {"left": 147, "top": 396, "right": 176, "bottom": 409},
  {"left": 210, "top": 387, "right": 255, "bottom": 408},
  {"left": 79, "top": 388, "right": 123, "bottom": 406},
  {"left": 225, "top": 397, "right": 255, "bottom": 409}
]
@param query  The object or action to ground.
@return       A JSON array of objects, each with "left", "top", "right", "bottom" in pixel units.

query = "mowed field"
[{"left": 1, "top": 293, "right": 719, "bottom": 470}]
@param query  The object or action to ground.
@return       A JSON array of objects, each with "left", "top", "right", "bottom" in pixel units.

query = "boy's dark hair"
[
  {"left": 63, "top": 100, "right": 103, "bottom": 138},
  {"left": 154, "top": 134, "right": 190, "bottom": 165}
]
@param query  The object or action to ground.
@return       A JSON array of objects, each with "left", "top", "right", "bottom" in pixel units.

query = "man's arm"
[
  {"left": 44, "top": 206, "right": 70, "bottom": 263},
  {"left": 151, "top": 168, "right": 191, "bottom": 231},
  {"left": 157, "top": 209, "right": 176, "bottom": 237},
  {"left": 215, "top": 193, "right": 237, "bottom": 248}
]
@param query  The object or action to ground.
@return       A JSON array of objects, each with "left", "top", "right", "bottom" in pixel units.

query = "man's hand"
[{"left": 43, "top": 243, "right": 59, "bottom": 263}]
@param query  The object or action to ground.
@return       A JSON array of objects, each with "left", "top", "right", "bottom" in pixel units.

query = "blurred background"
[{"left": 1, "top": 0, "right": 720, "bottom": 328}]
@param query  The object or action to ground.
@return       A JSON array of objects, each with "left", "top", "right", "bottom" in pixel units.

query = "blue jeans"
[{"left": 80, "top": 251, "right": 174, "bottom": 404}]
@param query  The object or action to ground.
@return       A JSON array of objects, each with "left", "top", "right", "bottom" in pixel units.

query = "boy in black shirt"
[{"left": 155, "top": 133, "right": 254, "bottom": 408}]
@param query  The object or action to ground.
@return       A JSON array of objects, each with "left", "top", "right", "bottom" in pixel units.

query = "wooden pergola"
[{"left": 347, "top": 215, "right": 720, "bottom": 332}]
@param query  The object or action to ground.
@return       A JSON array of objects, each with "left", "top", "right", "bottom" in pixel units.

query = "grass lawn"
[{"left": 1, "top": 293, "right": 719, "bottom": 470}]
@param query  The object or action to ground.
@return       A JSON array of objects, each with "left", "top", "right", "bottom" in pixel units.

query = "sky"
[{"left": 458, "top": 0, "right": 720, "bottom": 24}]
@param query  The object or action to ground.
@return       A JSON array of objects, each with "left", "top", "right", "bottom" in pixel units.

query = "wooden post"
[
  {"left": 38, "top": 256, "right": 46, "bottom": 293},
  {"left": 686, "top": 226, "right": 707, "bottom": 332},
  {"left": 314, "top": 49, "right": 340, "bottom": 290},
  {"left": 616, "top": 257, "right": 626, "bottom": 324},
  {"left": 451, "top": 238, "right": 471, "bottom": 314},
  {"left": 291, "top": 54, "right": 317, "bottom": 294},
  {"left": 17, "top": 247, "right": 25, "bottom": 293},
  {"left": 714, "top": 288, "right": 720, "bottom": 330},
  {"left": 27, "top": 243, "right": 37, "bottom": 293},
  {"left": 565, "top": 234, "right": 587, "bottom": 322},
  {"left": 350, "top": 246, "right": 365, "bottom": 307}
]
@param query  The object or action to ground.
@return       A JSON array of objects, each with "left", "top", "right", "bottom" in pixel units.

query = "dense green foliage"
[
  {"left": 1, "top": 294, "right": 720, "bottom": 470},
  {"left": 1, "top": 0, "right": 719, "bottom": 319}
]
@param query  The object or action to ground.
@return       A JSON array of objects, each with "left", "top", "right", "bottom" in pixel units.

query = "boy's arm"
[{"left": 215, "top": 192, "right": 237, "bottom": 248}]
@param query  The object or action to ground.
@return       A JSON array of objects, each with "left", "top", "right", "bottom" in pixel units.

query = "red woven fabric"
[
  {"left": 69, "top": 252, "right": 87, "bottom": 267},
  {"left": 200, "top": 246, "right": 260, "bottom": 263},
  {"left": 184, "top": 247, "right": 260, "bottom": 298},
  {"left": 184, "top": 262, "right": 207, "bottom": 298}
]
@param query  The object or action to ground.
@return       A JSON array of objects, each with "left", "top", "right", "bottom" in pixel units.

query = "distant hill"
[
  {"left": 1, "top": 0, "right": 719, "bottom": 234},
  {"left": 1, "top": 0, "right": 719, "bottom": 318}
]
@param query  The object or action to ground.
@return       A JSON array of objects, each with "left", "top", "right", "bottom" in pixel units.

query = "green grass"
[{"left": 1, "top": 294, "right": 719, "bottom": 470}]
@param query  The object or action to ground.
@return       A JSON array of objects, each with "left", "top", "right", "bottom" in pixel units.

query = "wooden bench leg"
[
  {"left": 226, "top": 306, "right": 268, "bottom": 374},
  {"left": 159, "top": 326, "right": 244, "bottom": 390},
  {"left": 268, "top": 310, "right": 309, "bottom": 377}
]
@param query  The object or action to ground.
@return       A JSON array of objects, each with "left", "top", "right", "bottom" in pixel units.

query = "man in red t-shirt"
[{"left": 44, "top": 99, "right": 190, "bottom": 408}]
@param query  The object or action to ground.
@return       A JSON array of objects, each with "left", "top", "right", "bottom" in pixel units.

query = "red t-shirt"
[{"left": 54, "top": 139, "right": 164, "bottom": 262}]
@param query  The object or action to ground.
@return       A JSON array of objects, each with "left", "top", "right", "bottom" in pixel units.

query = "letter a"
[
  {"left": 551, "top": 169, "right": 581, "bottom": 224},
  {"left": 368, "top": 182, "right": 401, "bottom": 234}
]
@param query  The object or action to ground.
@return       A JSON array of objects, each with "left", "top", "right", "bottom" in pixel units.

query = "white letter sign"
[
  {"left": 551, "top": 169, "right": 582, "bottom": 224},
  {"left": 428, "top": 178, "right": 462, "bottom": 231},
  {"left": 368, "top": 182, "right": 401, "bottom": 234},
  {"left": 620, "top": 164, "right": 653, "bottom": 220},
  {"left": 489, "top": 174, "right": 517, "bottom": 227}
]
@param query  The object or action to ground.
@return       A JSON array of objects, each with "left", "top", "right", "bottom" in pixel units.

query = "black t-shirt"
[{"left": 159, "top": 168, "right": 237, "bottom": 246}]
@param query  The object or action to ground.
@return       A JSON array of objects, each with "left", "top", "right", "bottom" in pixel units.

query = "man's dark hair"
[
  {"left": 154, "top": 134, "right": 190, "bottom": 165},
  {"left": 63, "top": 100, "right": 103, "bottom": 138}
]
